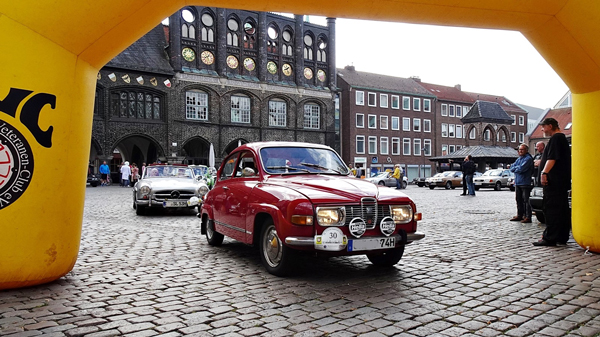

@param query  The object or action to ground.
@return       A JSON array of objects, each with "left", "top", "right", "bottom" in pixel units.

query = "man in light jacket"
[{"left": 509, "top": 144, "right": 534, "bottom": 223}]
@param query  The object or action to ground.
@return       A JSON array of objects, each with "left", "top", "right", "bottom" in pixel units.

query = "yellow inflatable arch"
[{"left": 0, "top": 0, "right": 598, "bottom": 289}]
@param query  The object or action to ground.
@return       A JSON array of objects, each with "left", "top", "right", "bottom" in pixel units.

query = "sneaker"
[
  {"left": 520, "top": 217, "right": 532, "bottom": 223},
  {"left": 510, "top": 216, "right": 523, "bottom": 221},
  {"left": 533, "top": 239, "right": 556, "bottom": 246}
]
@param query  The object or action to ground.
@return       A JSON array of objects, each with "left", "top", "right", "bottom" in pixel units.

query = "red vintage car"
[{"left": 199, "top": 142, "right": 425, "bottom": 276}]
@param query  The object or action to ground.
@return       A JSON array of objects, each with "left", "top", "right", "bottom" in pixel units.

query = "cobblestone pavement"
[{"left": 1, "top": 184, "right": 599, "bottom": 337}]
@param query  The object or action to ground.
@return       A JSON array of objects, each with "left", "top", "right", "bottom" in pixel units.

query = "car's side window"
[
  {"left": 235, "top": 151, "right": 257, "bottom": 178},
  {"left": 220, "top": 153, "right": 239, "bottom": 181}
]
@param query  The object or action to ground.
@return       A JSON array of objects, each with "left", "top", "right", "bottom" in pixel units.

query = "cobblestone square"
[{"left": 1, "top": 185, "right": 599, "bottom": 336}]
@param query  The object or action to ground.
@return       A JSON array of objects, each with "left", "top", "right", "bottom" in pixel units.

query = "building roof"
[
  {"left": 461, "top": 100, "right": 515, "bottom": 124},
  {"left": 429, "top": 145, "right": 519, "bottom": 162},
  {"left": 418, "top": 82, "right": 474, "bottom": 103},
  {"left": 465, "top": 92, "right": 526, "bottom": 114},
  {"left": 529, "top": 107, "right": 573, "bottom": 139},
  {"left": 106, "top": 25, "right": 174, "bottom": 76},
  {"left": 337, "top": 66, "right": 434, "bottom": 97}
]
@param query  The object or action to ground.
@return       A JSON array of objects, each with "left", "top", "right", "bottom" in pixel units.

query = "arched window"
[
  {"left": 282, "top": 28, "right": 293, "bottom": 56},
  {"left": 268, "top": 99, "right": 286, "bottom": 127},
  {"left": 110, "top": 89, "right": 162, "bottom": 120},
  {"left": 317, "top": 36, "right": 327, "bottom": 62},
  {"left": 304, "top": 104, "right": 320, "bottom": 129},
  {"left": 304, "top": 34, "right": 313, "bottom": 60},
  {"left": 201, "top": 12, "right": 214, "bottom": 43},
  {"left": 243, "top": 21, "right": 256, "bottom": 49},
  {"left": 181, "top": 8, "right": 196, "bottom": 40},
  {"left": 186, "top": 90, "right": 209, "bottom": 120},
  {"left": 227, "top": 17, "right": 240, "bottom": 47},
  {"left": 267, "top": 24, "right": 279, "bottom": 54}
]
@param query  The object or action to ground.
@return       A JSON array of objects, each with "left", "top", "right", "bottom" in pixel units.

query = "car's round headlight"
[
  {"left": 140, "top": 186, "right": 150, "bottom": 194},
  {"left": 198, "top": 185, "right": 209, "bottom": 196}
]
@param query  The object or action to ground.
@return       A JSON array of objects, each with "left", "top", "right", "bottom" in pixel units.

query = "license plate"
[
  {"left": 475, "top": 182, "right": 481, "bottom": 185},
  {"left": 347, "top": 237, "right": 395, "bottom": 252},
  {"left": 163, "top": 200, "right": 188, "bottom": 207}
]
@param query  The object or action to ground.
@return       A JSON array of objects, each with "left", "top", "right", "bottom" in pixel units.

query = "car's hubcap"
[
  {"left": 264, "top": 227, "right": 282, "bottom": 267},
  {"left": 207, "top": 222, "right": 214, "bottom": 239}
]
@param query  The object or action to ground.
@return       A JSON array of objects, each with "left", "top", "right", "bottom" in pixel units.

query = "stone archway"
[{"left": 182, "top": 137, "right": 211, "bottom": 165}]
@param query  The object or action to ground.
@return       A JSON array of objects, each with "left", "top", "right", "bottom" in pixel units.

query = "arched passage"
[
  {"left": 112, "top": 134, "right": 163, "bottom": 167},
  {"left": 2, "top": 1, "right": 600, "bottom": 290},
  {"left": 182, "top": 137, "right": 211, "bottom": 165}
]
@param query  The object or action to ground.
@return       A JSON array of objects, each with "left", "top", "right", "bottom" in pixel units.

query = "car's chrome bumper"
[{"left": 285, "top": 231, "right": 426, "bottom": 247}]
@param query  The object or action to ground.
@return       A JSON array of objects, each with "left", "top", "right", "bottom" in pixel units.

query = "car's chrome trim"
[
  {"left": 215, "top": 220, "right": 250, "bottom": 234},
  {"left": 285, "top": 237, "right": 314, "bottom": 246},
  {"left": 407, "top": 231, "right": 425, "bottom": 242}
]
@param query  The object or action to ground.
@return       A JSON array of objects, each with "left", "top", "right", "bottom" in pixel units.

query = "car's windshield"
[
  {"left": 144, "top": 166, "right": 193, "bottom": 179},
  {"left": 192, "top": 166, "right": 209, "bottom": 176},
  {"left": 260, "top": 147, "right": 349, "bottom": 175},
  {"left": 373, "top": 172, "right": 388, "bottom": 178},
  {"left": 483, "top": 169, "right": 502, "bottom": 176},
  {"left": 442, "top": 171, "right": 455, "bottom": 177}
]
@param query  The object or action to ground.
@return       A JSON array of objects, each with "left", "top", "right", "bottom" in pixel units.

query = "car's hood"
[
  {"left": 263, "top": 175, "right": 409, "bottom": 204},
  {"left": 138, "top": 177, "right": 204, "bottom": 190}
]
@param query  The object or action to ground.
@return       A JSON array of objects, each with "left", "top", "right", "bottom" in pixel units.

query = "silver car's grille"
[
  {"left": 153, "top": 189, "right": 196, "bottom": 201},
  {"left": 344, "top": 198, "right": 391, "bottom": 229}
]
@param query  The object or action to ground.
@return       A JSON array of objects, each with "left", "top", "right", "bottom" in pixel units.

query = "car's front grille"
[
  {"left": 344, "top": 198, "right": 392, "bottom": 229},
  {"left": 153, "top": 189, "right": 196, "bottom": 201}
]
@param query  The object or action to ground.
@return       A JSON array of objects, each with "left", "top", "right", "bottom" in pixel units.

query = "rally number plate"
[{"left": 347, "top": 237, "right": 395, "bottom": 252}]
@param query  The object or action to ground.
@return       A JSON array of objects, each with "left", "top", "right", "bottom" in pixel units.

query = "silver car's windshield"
[
  {"left": 260, "top": 147, "right": 349, "bottom": 175},
  {"left": 483, "top": 170, "right": 502, "bottom": 176},
  {"left": 144, "top": 166, "right": 194, "bottom": 179}
]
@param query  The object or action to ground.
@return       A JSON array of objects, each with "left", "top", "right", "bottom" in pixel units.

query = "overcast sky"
[{"left": 329, "top": 18, "right": 569, "bottom": 110}]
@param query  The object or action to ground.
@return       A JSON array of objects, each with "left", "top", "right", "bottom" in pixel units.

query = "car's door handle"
[{"left": 223, "top": 186, "right": 229, "bottom": 190}]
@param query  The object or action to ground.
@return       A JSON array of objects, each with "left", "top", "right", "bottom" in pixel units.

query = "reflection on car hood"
[
  {"left": 264, "top": 175, "right": 405, "bottom": 203},
  {"left": 139, "top": 177, "right": 204, "bottom": 189}
]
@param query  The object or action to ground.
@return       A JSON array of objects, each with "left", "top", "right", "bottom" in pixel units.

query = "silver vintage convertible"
[{"left": 133, "top": 164, "right": 209, "bottom": 215}]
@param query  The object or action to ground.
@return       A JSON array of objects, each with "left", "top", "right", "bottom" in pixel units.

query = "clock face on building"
[
  {"left": 267, "top": 61, "right": 277, "bottom": 74},
  {"left": 282, "top": 63, "right": 292, "bottom": 76},
  {"left": 182, "top": 48, "right": 196, "bottom": 62},
  {"left": 227, "top": 55, "right": 239, "bottom": 69},
  {"left": 303, "top": 67, "right": 313, "bottom": 80},
  {"left": 243, "top": 58, "right": 256, "bottom": 71},
  {"left": 317, "top": 69, "right": 326, "bottom": 82},
  {"left": 200, "top": 51, "right": 214, "bottom": 65}
]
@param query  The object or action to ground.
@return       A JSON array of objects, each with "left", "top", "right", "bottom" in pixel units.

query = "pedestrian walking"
[
  {"left": 392, "top": 164, "right": 402, "bottom": 189},
  {"left": 99, "top": 161, "right": 110, "bottom": 186},
  {"left": 509, "top": 144, "right": 534, "bottom": 223},
  {"left": 533, "top": 118, "right": 572, "bottom": 246},
  {"left": 462, "top": 155, "right": 476, "bottom": 196},
  {"left": 120, "top": 161, "right": 131, "bottom": 187},
  {"left": 131, "top": 163, "right": 139, "bottom": 186}
]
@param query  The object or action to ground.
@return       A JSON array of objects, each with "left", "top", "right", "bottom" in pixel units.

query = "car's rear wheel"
[
  {"left": 429, "top": 186, "right": 435, "bottom": 190},
  {"left": 535, "top": 211, "right": 546, "bottom": 223},
  {"left": 367, "top": 246, "right": 405, "bottom": 266},
  {"left": 378, "top": 181, "right": 385, "bottom": 186},
  {"left": 260, "top": 221, "right": 292, "bottom": 276},
  {"left": 494, "top": 181, "right": 502, "bottom": 191},
  {"left": 206, "top": 219, "right": 224, "bottom": 246},
  {"left": 135, "top": 205, "right": 146, "bottom": 215},
  {"left": 445, "top": 181, "right": 452, "bottom": 189}
]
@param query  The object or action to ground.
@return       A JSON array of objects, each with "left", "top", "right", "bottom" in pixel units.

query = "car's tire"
[
  {"left": 367, "top": 246, "right": 405, "bottom": 266},
  {"left": 259, "top": 221, "right": 292, "bottom": 276},
  {"left": 535, "top": 211, "right": 546, "bottom": 223},
  {"left": 90, "top": 182, "right": 98, "bottom": 187},
  {"left": 135, "top": 205, "right": 146, "bottom": 215},
  {"left": 402, "top": 181, "right": 408, "bottom": 189},
  {"left": 475, "top": 187, "right": 480, "bottom": 191},
  {"left": 445, "top": 181, "right": 452, "bottom": 189},
  {"left": 205, "top": 219, "right": 224, "bottom": 246},
  {"left": 418, "top": 183, "right": 424, "bottom": 187},
  {"left": 429, "top": 186, "right": 435, "bottom": 190},
  {"left": 494, "top": 181, "right": 502, "bottom": 191},
  {"left": 509, "top": 186, "right": 515, "bottom": 192},
  {"left": 378, "top": 181, "right": 385, "bottom": 186}
]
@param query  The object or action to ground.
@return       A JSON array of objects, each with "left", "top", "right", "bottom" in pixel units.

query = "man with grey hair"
[{"left": 510, "top": 144, "right": 534, "bottom": 223}]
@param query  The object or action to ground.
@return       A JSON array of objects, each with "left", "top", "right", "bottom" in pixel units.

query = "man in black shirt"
[
  {"left": 533, "top": 118, "right": 571, "bottom": 246},
  {"left": 532, "top": 141, "right": 545, "bottom": 186}
]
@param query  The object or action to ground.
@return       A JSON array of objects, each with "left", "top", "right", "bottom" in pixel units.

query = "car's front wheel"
[
  {"left": 429, "top": 186, "right": 435, "bottom": 190},
  {"left": 494, "top": 181, "right": 502, "bottom": 191},
  {"left": 135, "top": 205, "right": 146, "bottom": 215},
  {"left": 260, "top": 221, "right": 292, "bottom": 276},
  {"left": 535, "top": 211, "right": 546, "bottom": 223},
  {"left": 367, "top": 246, "right": 405, "bottom": 266},
  {"left": 378, "top": 181, "right": 385, "bottom": 186},
  {"left": 206, "top": 219, "right": 224, "bottom": 246},
  {"left": 445, "top": 181, "right": 452, "bottom": 189}
]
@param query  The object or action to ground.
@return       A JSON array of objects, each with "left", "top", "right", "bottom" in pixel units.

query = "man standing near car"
[
  {"left": 463, "top": 155, "right": 476, "bottom": 196},
  {"left": 393, "top": 164, "right": 402, "bottom": 189},
  {"left": 534, "top": 117, "right": 571, "bottom": 246},
  {"left": 99, "top": 161, "right": 110, "bottom": 186},
  {"left": 532, "top": 141, "right": 545, "bottom": 186},
  {"left": 509, "top": 144, "right": 534, "bottom": 223}
]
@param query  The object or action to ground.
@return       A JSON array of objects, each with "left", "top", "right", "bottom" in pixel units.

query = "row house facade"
[
  {"left": 337, "top": 66, "right": 529, "bottom": 180},
  {"left": 90, "top": 7, "right": 337, "bottom": 176}
]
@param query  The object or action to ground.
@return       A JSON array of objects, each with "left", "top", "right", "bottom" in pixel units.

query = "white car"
[
  {"left": 364, "top": 171, "right": 408, "bottom": 189},
  {"left": 133, "top": 164, "right": 209, "bottom": 215}
]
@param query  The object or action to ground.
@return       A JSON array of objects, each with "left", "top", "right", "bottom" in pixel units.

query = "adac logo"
[{"left": 0, "top": 88, "right": 55, "bottom": 209}]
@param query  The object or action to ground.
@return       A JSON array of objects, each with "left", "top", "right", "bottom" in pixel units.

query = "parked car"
[
  {"left": 429, "top": 171, "right": 462, "bottom": 189},
  {"left": 530, "top": 187, "right": 572, "bottom": 223},
  {"left": 132, "top": 164, "right": 209, "bottom": 215},
  {"left": 413, "top": 176, "right": 426, "bottom": 187},
  {"left": 473, "top": 169, "right": 514, "bottom": 191},
  {"left": 199, "top": 142, "right": 425, "bottom": 276},
  {"left": 87, "top": 165, "right": 101, "bottom": 187},
  {"left": 189, "top": 164, "right": 216, "bottom": 189},
  {"left": 365, "top": 171, "right": 408, "bottom": 189},
  {"left": 424, "top": 173, "right": 443, "bottom": 188}
]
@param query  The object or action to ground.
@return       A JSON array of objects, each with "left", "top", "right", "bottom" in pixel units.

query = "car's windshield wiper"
[
  {"left": 299, "top": 162, "right": 343, "bottom": 174},
  {"left": 266, "top": 166, "right": 311, "bottom": 173}
]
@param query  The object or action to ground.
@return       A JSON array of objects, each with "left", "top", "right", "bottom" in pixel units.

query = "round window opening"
[
  {"left": 268, "top": 26, "right": 278, "bottom": 40},
  {"left": 182, "top": 9, "right": 195, "bottom": 23},
  {"left": 304, "top": 35, "right": 313, "bottom": 46},
  {"left": 228, "top": 19, "right": 239, "bottom": 31},
  {"left": 244, "top": 22, "right": 255, "bottom": 35},
  {"left": 318, "top": 37, "right": 327, "bottom": 50},
  {"left": 282, "top": 30, "right": 292, "bottom": 42},
  {"left": 201, "top": 13, "right": 213, "bottom": 26}
]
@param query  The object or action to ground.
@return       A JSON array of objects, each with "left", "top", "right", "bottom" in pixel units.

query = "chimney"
[
  {"left": 410, "top": 76, "right": 421, "bottom": 82},
  {"left": 344, "top": 65, "right": 355, "bottom": 71},
  {"left": 454, "top": 84, "right": 461, "bottom": 91}
]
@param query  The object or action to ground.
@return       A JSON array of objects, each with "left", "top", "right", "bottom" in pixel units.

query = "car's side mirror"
[{"left": 242, "top": 167, "right": 256, "bottom": 177}]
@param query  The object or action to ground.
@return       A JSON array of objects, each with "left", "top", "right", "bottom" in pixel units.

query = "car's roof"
[
  {"left": 148, "top": 164, "right": 188, "bottom": 167},
  {"left": 236, "top": 141, "right": 334, "bottom": 152}
]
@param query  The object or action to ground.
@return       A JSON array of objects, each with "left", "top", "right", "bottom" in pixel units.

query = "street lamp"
[{"left": 420, "top": 146, "right": 427, "bottom": 178}]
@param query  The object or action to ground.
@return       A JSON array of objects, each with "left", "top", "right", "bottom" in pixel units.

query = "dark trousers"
[
  {"left": 542, "top": 187, "right": 571, "bottom": 243},
  {"left": 515, "top": 185, "right": 532, "bottom": 219},
  {"left": 462, "top": 175, "right": 467, "bottom": 194}
]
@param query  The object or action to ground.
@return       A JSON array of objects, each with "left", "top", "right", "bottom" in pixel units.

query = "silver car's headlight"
[
  {"left": 316, "top": 207, "right": 346, "bottom": 226},
  {"left": 139, "top": 185, "right": 150, "bottom": 195},
  {"left": 390, "top": 205, "right": 413, "bottom": 224},
  {"left": 198, "top": 185, "right": 209, "bottom": 196}
]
